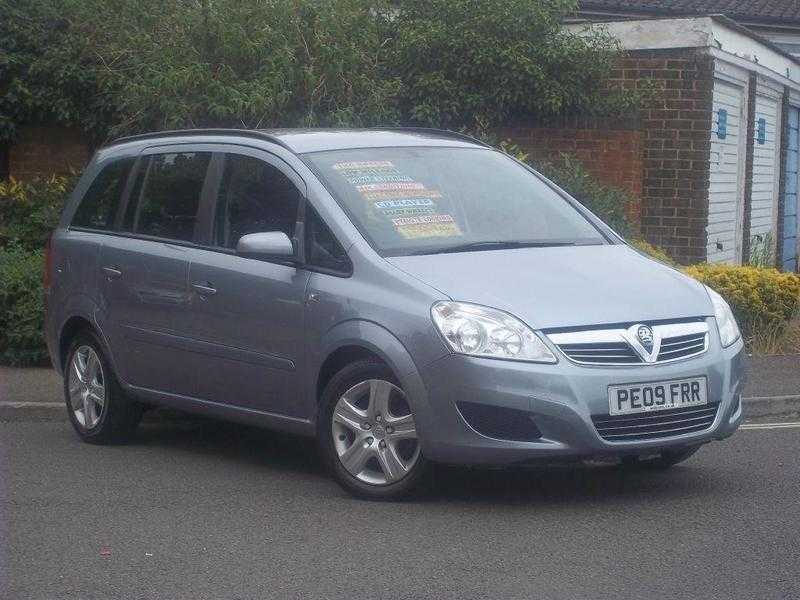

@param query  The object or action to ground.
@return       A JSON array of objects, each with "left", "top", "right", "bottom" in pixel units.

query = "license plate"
[{"left": 607, "top": 377, "right": 707, "bottom": 416}]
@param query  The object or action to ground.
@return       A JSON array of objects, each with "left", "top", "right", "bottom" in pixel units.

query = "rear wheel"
[
  {"left": 318, "top": 360, "right": 428, "bottom": 500},
  {"left": 64, "top": 331, "right": 142, "bottom": 444}
]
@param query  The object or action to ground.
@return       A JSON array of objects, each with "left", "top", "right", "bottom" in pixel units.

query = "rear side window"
[
  {"left": 129, "top": 152, "right": 211, "bottom": 242},
  {"left": 71, "top": 158, "right": 134, "bottom": 230},
  {"left": 213, "top": 154, "right": 301, "bottom": 249}
]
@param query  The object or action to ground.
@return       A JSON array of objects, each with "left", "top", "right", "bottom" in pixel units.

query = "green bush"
[
  {"left": 535, "top": 155, "right": 635, "bottom": 238},
  {"left": 684, "top": 264, "right": 800, "bottom": 337},
  {"left": 0, "top": 246, "right": 47, "bottom": 366},
  {"left": 0, "top": 175, "right": 73, "bottom": 250}
]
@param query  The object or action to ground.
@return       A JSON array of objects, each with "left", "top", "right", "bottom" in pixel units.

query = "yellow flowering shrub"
[
  {"left": 629, "top": 239, "right": 677, "bottom": 266},
  {"left": 684, "top": 264, "right": 800, "bottom": 336}
]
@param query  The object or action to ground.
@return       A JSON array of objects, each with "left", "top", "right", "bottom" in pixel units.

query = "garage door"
[
  {"left": 750, "top": 93, "right": 780, "bottom": 260},
  {"left": 707, "top": 79, "right": 747, "bottom": 264},
  {"left": 783, "top": 107, "right": 799, "bottom": 272}
]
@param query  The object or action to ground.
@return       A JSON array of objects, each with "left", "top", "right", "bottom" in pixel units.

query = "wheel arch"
[
  {"left": 310, "top": 320, "right": 434, "bottom": 433},
  {"left": 56, "top": 307, "right": 120, "bottom": 382}
]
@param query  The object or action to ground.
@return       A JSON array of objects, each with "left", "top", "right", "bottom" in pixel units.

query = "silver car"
[{"left": 44, "top": 128, "right": 746, "bottom": 499}]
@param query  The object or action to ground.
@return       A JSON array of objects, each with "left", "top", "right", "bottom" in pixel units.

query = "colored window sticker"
[
  {"left": 333, "top": 160, "right": 452, "bottom": 227},
  {"left": 391, "top": 213, "right": 462, "bottom": 239}
]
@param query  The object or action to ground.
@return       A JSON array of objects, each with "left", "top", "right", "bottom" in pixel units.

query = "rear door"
[
  {"left": 182, "top": 147, "right": 311, "bottom": 417},
  {"left": 99, "top": 147, "right": 213, "bottom": 396}
]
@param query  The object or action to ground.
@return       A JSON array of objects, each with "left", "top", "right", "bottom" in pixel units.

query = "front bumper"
[{"left": 414, "top": 329, "right": 746, "bottom": 466}]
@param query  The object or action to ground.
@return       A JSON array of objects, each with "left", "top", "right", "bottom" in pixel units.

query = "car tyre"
[
  {"left": 63, "top": 330, "right": 143, "bottom": 444},
  {"left": 318, "top": 359, "right": 430, "bottom": 500}
]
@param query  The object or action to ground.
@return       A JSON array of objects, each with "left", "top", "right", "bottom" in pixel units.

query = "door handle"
[
  {"left": 191, "top": 282, "right": 217, "bottom": 296},
  {"left": 102, "top": 266, "right": 122, "bottom": 280}
]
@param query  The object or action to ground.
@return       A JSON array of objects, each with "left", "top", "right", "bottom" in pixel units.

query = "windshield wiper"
[{"left": 413, "top": 239, "right": 600, "bottom": 255}]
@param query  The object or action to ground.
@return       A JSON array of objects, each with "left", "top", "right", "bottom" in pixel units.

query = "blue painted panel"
[
  {"left": 757, "top": 118, "right": 766, "bottom": 145},
  {"left": 716, "top": 109, "right": 727, "bottom": 139},
  {"left": 782, "top": 107, "right": 799, "bottom": 271}
]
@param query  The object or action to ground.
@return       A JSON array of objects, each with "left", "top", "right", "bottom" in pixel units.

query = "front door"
[{"left": 184, "top": 148, "right": 310, "bottom": 417}]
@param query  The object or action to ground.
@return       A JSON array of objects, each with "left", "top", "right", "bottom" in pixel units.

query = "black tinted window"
[
  {"left": 71, "top": 158, "right": 133, "bottom": 230},
  {"left": 213, "top": 154, "right": 300, "bottom": 249},
  {"left": 306, "top": 207, "right": 350, "bottom": 273},
  {"left": 134, "top": 152, "right": 211, "bottom": 241}
]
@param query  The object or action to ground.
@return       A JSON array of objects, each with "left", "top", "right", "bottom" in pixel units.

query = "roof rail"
[
  {"left": 109, "top": 128, "right": 293, "bottom": 152},
  {"left": 370, "top": 127, "right": 490, "bottom": 147}
]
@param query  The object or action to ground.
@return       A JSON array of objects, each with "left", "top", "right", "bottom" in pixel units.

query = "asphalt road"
[{"left": 2, "top": 418, "right": 799, "bottom": 600}]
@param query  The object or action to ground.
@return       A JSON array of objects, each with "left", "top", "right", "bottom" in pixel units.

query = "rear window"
[
  {"left": 71, "top": 158, "right": 134, "bottom": 230},
  {"left": 126, "top": 152, "right": 211, "bottom": 242}
]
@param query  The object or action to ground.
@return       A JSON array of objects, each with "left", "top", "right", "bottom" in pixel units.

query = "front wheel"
[{"left": 318, "top": 360, "right": 429, "bottom": 500}]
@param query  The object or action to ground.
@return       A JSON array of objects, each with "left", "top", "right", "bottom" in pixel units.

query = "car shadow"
[
  {"left": 124, "top": 410, "right": 725, "bottom": 506},
  {"left": 133, "top": 411, "right": 325, "bottom": 477}
]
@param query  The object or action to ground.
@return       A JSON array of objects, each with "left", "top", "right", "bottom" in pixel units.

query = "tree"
[
  {"left": 1, "top": 0, "right": 637, "bottom": 141},
  {"left": 392, "top": 0, "right": 631, "bottom": 128}
]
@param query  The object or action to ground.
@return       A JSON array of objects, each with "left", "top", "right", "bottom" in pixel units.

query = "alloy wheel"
[
  {"left": 331, "top": 379, "right": 420, "bottom": 485},
  {"left": 68, "top": 345, "right": 106, "bottom": 430}
]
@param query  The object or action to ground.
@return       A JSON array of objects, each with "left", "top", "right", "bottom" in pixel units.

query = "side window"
[
  {"left": 213, "top": 154, "right": 300, "bottom": 249},
  {"left": 306, "top": 206, "right": 351, "bottom": 273},
  {"left": 132, "top": 152, "right": 211, "bottom": 241},
  {"left": 71, "top": 158, "right": 134, "bottom": 230}
]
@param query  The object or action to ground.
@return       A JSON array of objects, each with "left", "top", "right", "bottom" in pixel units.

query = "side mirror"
[{"left": 236, "top": 231, "right": 295, "bottom": 260}]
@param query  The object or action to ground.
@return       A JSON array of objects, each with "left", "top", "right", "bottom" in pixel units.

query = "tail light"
[{"left": 43, "top": 232, "right": 54, "bottom": 292}]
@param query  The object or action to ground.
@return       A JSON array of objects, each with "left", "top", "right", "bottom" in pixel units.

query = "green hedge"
[
  {"left": 0, "top": 176, "right": 73, "bottom": 250},
  {"left": 0, "top": 246, "right": 47, "bottom": 365},
  {"left": 0, "top": 176, "right": 72, "bottom": 365}
]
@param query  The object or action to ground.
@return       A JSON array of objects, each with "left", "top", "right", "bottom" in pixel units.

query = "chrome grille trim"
[
  {"left": 592, "top": 404, "right": 719, "bottom": 441},
  {"left": 547, "top": 321, "right": 709, "bottom": 366}
]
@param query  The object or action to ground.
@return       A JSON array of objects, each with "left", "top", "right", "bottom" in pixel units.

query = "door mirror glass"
[{"left": 236, "top": 231, "right": 295, "bottom": 259}]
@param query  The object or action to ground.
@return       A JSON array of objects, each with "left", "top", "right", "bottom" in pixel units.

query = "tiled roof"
[{"left": 578, "top": 1, "right": 800, "bottom": 25}]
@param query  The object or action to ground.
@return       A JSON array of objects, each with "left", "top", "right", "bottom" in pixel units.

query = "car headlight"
[
  {"left": 705, "top": 286, "right": 741, "bottom": 347},
  {"left": 431, "top": 301, "right": 557, "bottom": 363}
]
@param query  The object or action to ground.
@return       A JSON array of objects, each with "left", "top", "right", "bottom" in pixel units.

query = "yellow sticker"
[{"left": 391, "top": 214, "right": 462, "bottom": 239}]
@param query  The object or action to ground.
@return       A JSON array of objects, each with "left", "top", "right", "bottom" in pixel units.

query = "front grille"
[
  {"left": 558, "top": 342, "right": 640, "bottom": 365},
  {"left": 657, "top": 332, "right": 707, "bottom": 362},
  {"left": 547, "top": 321, "right": 709, "bottom": 366},
  {"left": 592, "top": 403, "right": 719, "bottom": 442}
]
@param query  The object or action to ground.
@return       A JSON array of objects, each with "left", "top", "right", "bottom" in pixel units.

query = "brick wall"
[
  {"left": 8, "top": 125, "right": 91, "bottom": 180},
  {"left": 495, "top": 118, "right": 644, "bottom": 226},
  {"left": 608, "top": 48, "right": 715, "bottom": 265}
]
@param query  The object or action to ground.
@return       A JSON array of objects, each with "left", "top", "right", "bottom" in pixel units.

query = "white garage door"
[
  {"left": 707, "top": 79, "right": 747, "bottom": 264},
  {"left": 750, "top": 92, "right": 781, "bottom": 258}
]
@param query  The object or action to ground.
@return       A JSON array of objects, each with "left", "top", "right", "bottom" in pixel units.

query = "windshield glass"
[{"left": 304, "top": 146, "right": 606, "bottom": 256}]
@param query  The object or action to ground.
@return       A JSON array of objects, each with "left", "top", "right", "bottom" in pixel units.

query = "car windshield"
[{"left": 303, "top": 146, "right": 607, "bottom": 256}]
